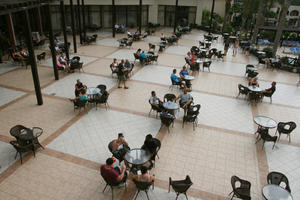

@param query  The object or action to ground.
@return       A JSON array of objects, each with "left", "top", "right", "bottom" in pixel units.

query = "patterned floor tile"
[
  {"left": 0, "top": 141, "right": 17, "bottom": 174},
  {"left": 0, "top": 87, "right": 25, "bottom": 107},
  {"left": 42, "top": 73, "right": 117, "bottom": 98},
  {"left": 106, "top": 49, "right": 137, "bottom": 62},
  {"left": 96, "top": 38, "right": 119, "bottom": 47},
  {"left": 165, "top": 46, "right": 191, "bottom": 56},
  {"left": 265, "top": 143, "right": 300, "bottom": 200},
  {"left": 47, "top": 109, "right": 161, "bottom": 164},
  {"left": 0, "top": 62, "right": 19, "bottom": 75}
]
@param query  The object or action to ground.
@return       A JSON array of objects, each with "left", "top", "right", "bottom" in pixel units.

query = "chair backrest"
[
  {"left": 152, "top": 138, "right": 161, "bottom": 155},
  {"left": 164, "top": 93, "right": 176, "bottom": 102},
  {"left": 127, "top": 41, "right": 133, "bottom": 46},
  {"left": 187, "top": 104, "right": 201, "bottom": 116},
  {"left": 10, "top": 125, "right": 27, "bottom": 138},
  {"left": 149, "top": 99, "right": 158, "bottom": 110},
  {"left": 160, "top": 115, "right": 174, "bottom": 127},
  {"left": 203, "top": 61, "right": 212, "bottom": 67},
  {"left": 170, "top": 77, "right": 177, "bottom": 86},
  {"left": 108, "top": 140, "right": 114, "bottom": 153},
  {"left": 72, "top": 56, "right": 80, "bottom": 61},
  {"left": 277, "top": 121, "right": 297, "bottom": 134},
  {"left": 101, "top": 173, "right": 121, "bottom": 187},
  {"left": 267, "top": 171, "right": 291, "bottom": 192},
  {"left": 133, "top": 179, "right": 153, "bottom": 191},
  {"left": 133, "top": 53, "right": 139, "bottom": 59},
  {"left": 238, "top": 84, "right": 249, "bottom": 94},
  {"left": 74, "top": 99, "right": 87, "bottom": 107},
  {"left": 97, "top": 84, "right": 107, "bottom": 93},
  {"left": 170, "top": 175, "right": 193, "bottom": 193}
]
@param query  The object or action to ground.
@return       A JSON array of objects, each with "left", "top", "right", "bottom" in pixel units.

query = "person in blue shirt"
[
  {"left": 170, "top": 69, "right": 185, "bottom": 89},
  {"left": 69, "top": 89, "right": 88, "bottom": 103},
  {"left": 140, "top": 51, "right": 149, "bottom": 64},
  {"left": 179, "top": 66, "right": 189, "bottom": 78}
]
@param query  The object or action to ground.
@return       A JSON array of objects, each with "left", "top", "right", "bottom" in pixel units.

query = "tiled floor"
[
  {"left": 0, "top": 28, "right": 299, "bottom": 200},
  {"left": 47, "top": 109, "right": 161, "bottom": 163},
  {"left": 265, "top": 143, "right": 300, "bottom": 200},
  {"left": 0, "top": 87, "right": 25, "bottom": 107},
  {"left": 40, "top": 54, "right": 98, "bottom": 68},
  {"left": 42, "top": 73, "right": 117, "bottom": 98}
]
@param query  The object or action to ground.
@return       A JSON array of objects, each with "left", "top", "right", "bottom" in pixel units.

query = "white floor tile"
[
  {"left": 165, "top": 46, "right": 191, "bottom": 56},
  {"left": 0, "top": 141, "right": 18, "bottom": 174},
  {"left": 106, "top": 49, "right": 137, "bottom": 62},
  {"left": 0, "top": 62, "right": 20, "bottom": 75},
  {"left": 0, "top": 87, "right": 25, "bottom": 106}
]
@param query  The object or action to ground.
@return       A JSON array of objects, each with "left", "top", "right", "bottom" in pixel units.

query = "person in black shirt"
[
  {"left": 142, "top": 134, "right": 159, "bottom": 169},
  {"left": 263, "top": 81, "right": 276, "bottom": 95},
  {"left": 75, "top": 79, "right": 87, "bottom": 97},
  {"left": 117, "top": 60, "right": 128, "bottom": 89}
]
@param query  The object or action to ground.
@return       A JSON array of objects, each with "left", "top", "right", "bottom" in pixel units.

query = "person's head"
[
  {"left": 151, "top": 91, "right": 156, "bottom": 97},
  {"left": 173, "top": 69, "right": 177, "bottom": 74},
  {"left": 77, "top": 79, "right": 81, "bottom": 84},
  {"left": 125, "top": 59, "right": 129, "bottom": 63},
  {"left": 253, "top": 77, "right": 258, "bottom": 82},
  {"left": 182, "top": 66, "right": 187, "bottom": 71},
  {"left": 145, "top": 134, "right": 153, "bottom": 141},
  {"left": 106, "top": 158, "right": 114, "bottom": 166},
  {"left": 55, "top": 37, "right": 59, "bottom": 41},
  {"left": 113, "top": 58, "right": 117, "bottom": 63},
  {"left": 118, "top": 133, "right": 124, "bottom": 139},
  {"left": 142, "top": 51, "right": 145, "bottom": 53},
  {"left": 121, "top": 59, "right": 124, "bottom": 64},
  {"left": 140, "top": 166, "right": 148, "bottom": 175},
  {"left": 81, "top": 89, "right": 86, "bottom": 95},
  {"left": 187, "top": 52, "right": 191, "bottom": 56},
  {"left": 60, "top": 52, "right": 64, "bottom": 56},
  {"left": 137, "top": 49, "right": 141, "bottom": 52},
  {"left": 272, "top": 81, "right": 276, "bottom": 86}
]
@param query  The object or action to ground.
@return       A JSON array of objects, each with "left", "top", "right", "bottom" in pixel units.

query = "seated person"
[
  {"left": 263, "top": 81, "right": 276, "bottom": 95},
  {"left": 136, "top": 49, "right": 141, "bottom": 57},
  {"left": 185, "top": 52, "right": 192, "bottom": 64},
  {"left": 117, "top": 60, "right": 129, "bottom": 89},
  {"left": 11, "top": 50, "right": 25, "bottom": 65},
  {"left": 134, "top": 29, "right": 141, "bottom": 39},
  {"left": 112, "top": 133, "right": 130, "bottom": 159},
  {"left": 149, "top": 91, "right": 164, "bottom": 112},
  {"left": 75, "top": 79, "right": 87, "bottom": 97},
  {"left": 124, "top": 59, "right": 133, "bottom": 71},
  {"left": 179, "top": 66, "right": 189, "bottom": 78},
  {"left": 58, "top": 52, "right": 70, "bottom": 72},
  {"left": 111, "top": 58, "right": 119, "bottom": 72},
  {"left": 127, "top": 29, "right": 133, "bottom": 38},
  {"left": 114, "top": 24, "right": 120, "bottom": 32},
  {"left": 132, "top": 166, "right": 155, "bottom": 182},
  {"left": 141, "top": 134, "right": 160, "bottom": 169},
  {"left": 176, "top": 88, "right": 193, "bottom": 115},
  {"left": 171, "top": 69, "right": 186, "bottom": 88},
  {"left": 120, "top": 24, "right": 125, "bottom": 33},
  {"left": 177, "top": 25, "right": 182, "bottom": 32},
  {"left": 101, "top": 158, "right": 127, "bottom": 183},
  {"left": 249, "top": 77, "right": 259, "bottom": 87},
  {"left": 160, "top": 108, "right": 174, "bottom": 119},
  {"left": 139, "top": 51, "right": 148, "bottom": 63},
  {"left": 20, "top": 48, "right": 29, "bottom": 58},
  {"left": 69, "top": 89, "right": 88, "bottom": 103}
]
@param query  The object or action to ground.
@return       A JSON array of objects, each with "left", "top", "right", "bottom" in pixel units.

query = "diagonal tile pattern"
[{"left": 0, "top": 87, "right": 25, "bottom": 107}]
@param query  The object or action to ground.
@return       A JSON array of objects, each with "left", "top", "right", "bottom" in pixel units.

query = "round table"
[
  {"left": 184, "top": 75, "right": 195, "bottom": 81},
  {"left": 125, "top": 148, "right": 151, "bottom": 166},
  {"left": 87, "top": 87, "right": 100, "bottom": 95},
  {"left": 163, "top": 102, "right": 179, "bottom": 110},
  {"left": 262, "top": 184, "right": 293, "bottom": 200},
  {"left": 248, "top": 67, "right": 257, "bottom": 71},
  {"left": 19, "top": 127, "right": 43, "bottom": 141},
  {"left": 253, "top": 116, "right": 277, "bottom": 129},
  {"left": 257, "top": 51, "right": 266, "bottom": 55},
  {"left": 248, "top": 86, "right": 262, "bottom": 92}
]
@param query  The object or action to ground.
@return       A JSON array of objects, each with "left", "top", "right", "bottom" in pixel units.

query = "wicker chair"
[
  {"left": 236, "top": 84, "right": 249, "bottom": 99},
  {"left": 229, "top": 175, "right": 251, "bottom": 200},
  {"left": 259, "top": 128, "right": 278, "bottom": 149},
  {"left": 148, "top": 100, "right": 159, "bottom": 118},
  {"left": 267, "top": 171, "right": 291, "bottom": 193},
  {"left": 160, "top": 115, "right": 174, "bottom": 133},
  {"left": 182, "top": 104, "right": 201, "bottom": 131},
  {"left": 203, "top": 61, "right": 212, "bottom": 72},
  {"left": 133, "top": 179, "right": 154, "bottom": 200},
  {"left": 10, "top": 140, "right": 35, "bottom": 164},
  {"left": 10, "top": 125, "right": 28, "bottom": 139},
  {"left": 169, "top": 175, "right": 193, "bottom": 200},
  {"left": 73, "top": 100, "right": 87, "bottom": 112},
  {"left": 95, "top": 91, "right": 109, "bottom": 110},
  {"left": 164, "top": 93, "right": 176, "bottom": 102},
  {"left": 275, "top": 121, "right": 297, "bottom": 143}
]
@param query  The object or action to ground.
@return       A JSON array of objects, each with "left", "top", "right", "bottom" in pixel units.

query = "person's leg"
[{"left": 118, "top": 76, "right": 122, "bottom": 88}]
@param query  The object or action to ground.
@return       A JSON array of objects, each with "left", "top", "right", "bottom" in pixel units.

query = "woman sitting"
[
  {"left": 249, "top": 77, "right": 259, "bottom": 87},
  {"left": 132, "top": 166, "right": 155, "bottom": 183},
  {"left": 69, "top": 89, "right": 88, "bottom": 103},
  {"left": 58, "top": 52, "right": 71, "bottom": 72},
  {"left": 179, "top": 66, "right": 189, "bottom": 78}
]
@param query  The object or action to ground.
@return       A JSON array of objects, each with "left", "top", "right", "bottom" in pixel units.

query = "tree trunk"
[
  {"left": 252, "top": 0, "right": 265, "bottom": 43},
  {"left": 272, "top": 0, "right": 291, "bottom": 56},
  {"left": 222, "top": 0, "right": 231, "bottom": 32}
]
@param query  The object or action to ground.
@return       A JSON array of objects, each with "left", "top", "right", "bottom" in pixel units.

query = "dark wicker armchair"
[
  {"left": 169, "top": 175, "right": 193, "bottom": 200},
  {"left": 148, "top": 99, "right": 159, "bottom": 118},
  {"left": 101, "top": 174, "right": 127, "bottom": 200},
  {"left": 160, "top": 115, "right": 174, "bottom": 133},
  {"left": 258, "top": 128, "right": 278, "bottom": 149},
  {"left": 133, "top": 179, "right": 154, "bottom": 200},
  {"left": 164, "top": 93, "right": 176, "bottom": 102},
  {"left": 267, "top": 171, "right": 291, "bottom": 193},
  {"left": 229, "top": 175, "right": 251, "bottom": 200},
  {"left": 95, "top": 91, "right": 109, "bottom": 110},
  {"left": 183, "top": 104, "right": 201, "bottom": 131},
  {"left": 10, "top": 140, "right": 35, "bottom": 164},
  {"left": 236, "top": 84, "right": 249, "bottom": 99},
  {"left": 203, "top": 61, "right": 212, "bottom": 72},
  {"left": 275, "top": 121, "right": 297, "bottom": 143},
  {"left": 73, "top": 100, "right": 87, "bottom": 112}
]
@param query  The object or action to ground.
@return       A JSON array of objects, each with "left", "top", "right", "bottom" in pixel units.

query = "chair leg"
[
  {"left": 103, "top": 184, "right": 108, "bottom": 193},
  {"left": 148, "top": 109, "right": 152, "bottom": 116},
  {"left": 272, "top": 142, "right": 276, "bottom": 149},
  {"left": 262, "top": 141, "right": 265, "bottom": 150},
  {"left": 145, "top": 191, "right": 150, "bottom": 200},
  {"left": 134, "top": 190, "right": 140, "bottom": 200},
  {"left": 184, "top": 193, "right": 188, "bottom": 200},
  {"left": 175, "top": 193, "right": 179, "bottom": 200},
  {"left": 111, "top": 187, "right": 114, "bottom": 200},
  {"left": 19, "top": 152, "right": 23, "bottom": 164},
  {"left": 14, "top": 151, "right": 18, "bottom": 159},
  {"left": 289, "top": 134, "right": 291, "bottom": 143}
]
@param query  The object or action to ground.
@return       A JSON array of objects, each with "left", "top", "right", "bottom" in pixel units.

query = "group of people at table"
[
  {"left": 101, "top": 133, "right": 157, "bottom": 184},
  {"left": 246, "top": 77, "right": 277, "bottom": 101},
  {"left": 111, "top": 58, "right": 134, "bottom": 89}
]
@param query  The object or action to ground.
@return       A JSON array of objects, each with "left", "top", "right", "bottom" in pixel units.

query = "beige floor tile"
[
  {"left": 0, "top": 67, "right": 55, "bottom": 91},
  {"left": 157, "top": 54, "right": 186, "bottom": 67},
  {"left": 0, "top": 95, "right": 74, "bottom": 142},
  {"left": 77, "top": 45, "right": 118, "bottom": 58}
]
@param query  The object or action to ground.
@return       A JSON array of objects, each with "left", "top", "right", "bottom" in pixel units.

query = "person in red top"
[
  {"left": 190, "top": 54, "right": 196, "bottom": 65},
  {"left": 100, "top": 158, "right": 127, "bottom": 183}
]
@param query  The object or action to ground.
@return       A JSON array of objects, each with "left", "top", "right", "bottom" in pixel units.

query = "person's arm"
[{"left": 117, "top": 166, "right": 126, "bottom": 181}]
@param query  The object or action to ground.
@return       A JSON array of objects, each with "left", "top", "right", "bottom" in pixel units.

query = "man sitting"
[
  {"left": 112, "top": 133, "right": 130, "bottom": 159},
  {"left": 140, "top": 51, "right": 149, "bottom": 64},
  {"left": 124, "top": 59, "right": 133, "bottom": 77},
  {"left": 263, "top": 81, "right": 276, "bottom": 96},
  {"left": 75, "top": 79, "right": 87, "bottom": 97},
  {"left": 176, "top": 88, "right": 193, "bottom": 115},
  {"left": 149, "top": 91, "right": 164, "bottom": 112},
  {"left": 132, "top": 166, "right": 155, "bottom": 182},
  {"left": 100, "top": 158, "right": 127, "bottom": 183},
  {"left": 171, "top": 69, "right": 185, "bottom": 88},
  {"left": 185, "top": 52, "right": 192, "bottom": 65}
]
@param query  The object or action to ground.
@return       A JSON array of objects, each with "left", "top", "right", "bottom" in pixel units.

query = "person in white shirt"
[
  {"left": 58, "top": 52, "right": 70, "bottom": 72},
  {"left": 149, "top": 91, "right": 164, "bottom": 112},
  {"left": 127, "top": 29, "right": 133, "bottom": 38},
  {"left": 111, "top": 58, "right": 118, "bottom": 72},
  {"left": 185, "top": 52, "right": 192, "bottom": 64},
  {"left": 176, "top": 88, "right": 193, "bottom": 115}
]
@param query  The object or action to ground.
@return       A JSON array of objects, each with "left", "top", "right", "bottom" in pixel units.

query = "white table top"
[
  {"left": 163, "top": 102, "right": 179, "bottom": 110},
  {"left": 262, "top": 184, "right": 293, "bottom": 200},
  {"left": 248, "top": 86, "right": 262, "bottom": 92},
  {"left": 254, "top": 116, "right": 277, "bottom": 128},
  {"left": 87, "top": 87, "right": 100, "bottom": 95},
  {"left": 247, "top": 67, "right": 257, "bottom": 71},
  {"left": 184, "top": 75, "right": 195, "bottom": 80}
]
